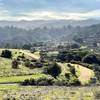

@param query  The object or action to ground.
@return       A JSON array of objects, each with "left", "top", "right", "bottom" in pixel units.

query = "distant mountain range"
[
  {"left": 0, "top": 19, "right": 100, "bottom": 48},
  {"left": 0, "top": 19, "right": 100, "bottom": 29}
]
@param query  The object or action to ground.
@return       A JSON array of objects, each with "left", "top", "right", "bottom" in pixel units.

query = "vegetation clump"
[
  {"left": 12, "top": 59, "right": 19, "bottom": 69},
  {"left": 82, "top": 54, "right": 98, "bottom": 64},
  {"left": 44, "top": 62, "right": 61, "bottom": 78},
  {"left": 1, "top": 50, "right": 12, "bottom": 58},
  {"left": 21, "top": 77, "right": 54, "bottom": 86}
]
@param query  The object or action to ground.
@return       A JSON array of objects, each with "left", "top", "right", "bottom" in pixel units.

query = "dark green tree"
[{"left": 1, "top": 50, "right": 12, "bottom": 59}]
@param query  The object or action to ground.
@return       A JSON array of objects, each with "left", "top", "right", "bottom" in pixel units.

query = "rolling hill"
[{"left": 0, "top": 19, "right": 100, "bottom": 29}]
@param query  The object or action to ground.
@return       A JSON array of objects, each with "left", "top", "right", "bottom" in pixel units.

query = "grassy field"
[
  {"left": 0, "top": 74, "right": 48, "bottom": 83},
  {"left": 0, "top": 57, "right": 43, "bottom": 77},
  {"left": 0, "top": 85, "right": 99, "bottom": 100}
]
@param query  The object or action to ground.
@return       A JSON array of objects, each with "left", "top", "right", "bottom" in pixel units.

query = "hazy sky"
[{"left": 0, "top": 0, "right": 100, "bottom": 20}]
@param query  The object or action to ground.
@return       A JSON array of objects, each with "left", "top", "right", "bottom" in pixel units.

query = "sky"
[{"left": 0, "top": 0, "right": 100, "bottom": 20}]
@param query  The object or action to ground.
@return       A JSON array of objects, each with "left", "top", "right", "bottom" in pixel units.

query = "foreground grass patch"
[
  {"left": 0, "top": 86, "right": 99, "bottom": 100},
  {"left": 0, "top": 74, "right": 47, "bottom": 83}
]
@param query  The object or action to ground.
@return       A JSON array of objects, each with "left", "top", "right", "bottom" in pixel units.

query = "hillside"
[
  {"left": 58, "top": 63, "right": 94, "bottom": 85},
  {"left": 73, "top": 24, "right": 100, "bottom": 48},
  {"left": 0, "top": 49, "right": 95, "bottom": 85}
]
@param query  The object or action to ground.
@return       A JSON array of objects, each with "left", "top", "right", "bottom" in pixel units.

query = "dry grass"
[
  {"left": 72, "top": 64, "right": 94, "bottom": 85},
  {"left": 0, "top": 86, "right": 100, "bottom": 100}
]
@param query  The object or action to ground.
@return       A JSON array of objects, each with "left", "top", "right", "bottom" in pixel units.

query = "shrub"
[
  {"left": 1, "top": 50, "right": 12, "bottom": 58},
  {"left": 21, "top": 77, "right": 54, "bottom": 86},
  {"left": 12, "top": 59, "right": 19, "bottom": 69},
  {"left": 67, "top": 64, "right": 72, "bottom": 68},
  {"left": 34, "top": 61, "right": 43, "bottom": 68},
  {"left": 68, "top": 64, "right": 76, "bottom": 75},
  {"left": 24, "top": 60, "right": 35, "bottom": 69},
  {"left": 70, "top": 66, "right": 76, "bottom": 75},
  {"left": 71, "top": 79, "right": 81, "bottom": 86},
  {"left": 65, "top": 73, "right": 70, "bottom": 79},
  {"left": 21, "top": 79, "right": 30, "bottom": 85},
  {"left": 36, "top": 77, "right": 54, "bottom": 86}
]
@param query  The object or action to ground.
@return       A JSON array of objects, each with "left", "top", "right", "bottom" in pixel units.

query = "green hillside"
[
  {"left": 57, "top": 63, "right": 94, "bottom": 85},
  {"left": 0, "top": 49, "right": 95, "bottom": 85}
]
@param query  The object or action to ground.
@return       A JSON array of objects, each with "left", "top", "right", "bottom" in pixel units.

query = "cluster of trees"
[
  {"left": 57, "top": 50, "right": 100, "bottom": 82},
  {"left": 57, "top": 50, "right": 100, "bottom": 64}
]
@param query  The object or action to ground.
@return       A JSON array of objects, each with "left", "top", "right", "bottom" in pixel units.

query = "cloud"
[
  {"left": 0, "top": 0, "right": 100, "bottom": 20},
  {"left": 0, "top": 10, "right": 100, "bottom": 21},
  {"left": 6, "top": 10, "right": 100, "bottom": 21}
]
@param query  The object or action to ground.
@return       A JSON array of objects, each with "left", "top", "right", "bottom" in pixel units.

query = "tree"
[
  {"left": 1, "top": 50, "right": 12, "bottom": 58},
  {"left": 44, "top": 63, "right": 61, "bottom": 78}
]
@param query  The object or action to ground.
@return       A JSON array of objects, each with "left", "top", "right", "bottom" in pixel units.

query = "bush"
[
  {"left": 44, "top": 62, "right": 61, "bottom": 78},
  {"left": 24, "top": 60, "right": 31, "bottom": 67},
  {"left": 68, "top": 64, "right": 76, "bottom": 75},
  {"left": 34, "top": 61, "right": 43, "bottom": 68},
  {"left": 71, "top": 79, "right": 81, "bottom": 86},
  {"left": 1, "top": 50, "right": 12, "bottom": 58},
  {"left": 12, "top": 59, "right": 19, "bottom": 69},
  {"left": 70, "top": 67, "right": 76, "bottom": 75},
  {"left": 65, "top": 73, "right": 70, "bottom": 79},
  {"left": 21, "top": 77, "right": 54, "bottom": 86},
  {"left": 21, "top": 79, "right": 30, "bottom": 85},
  {"left": 36, "top": 77, "right": 54, "bottom": 86},
  {"left": 24, "top": 60, "right": 35, "bottom": 69}
]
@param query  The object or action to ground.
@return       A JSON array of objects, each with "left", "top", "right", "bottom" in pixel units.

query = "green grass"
[
  {"left": 0, "top": 74, "right": 47, "bottom": 83},
  {"left": 0, "top": 57, "right": 42, "bottom": 77}
]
